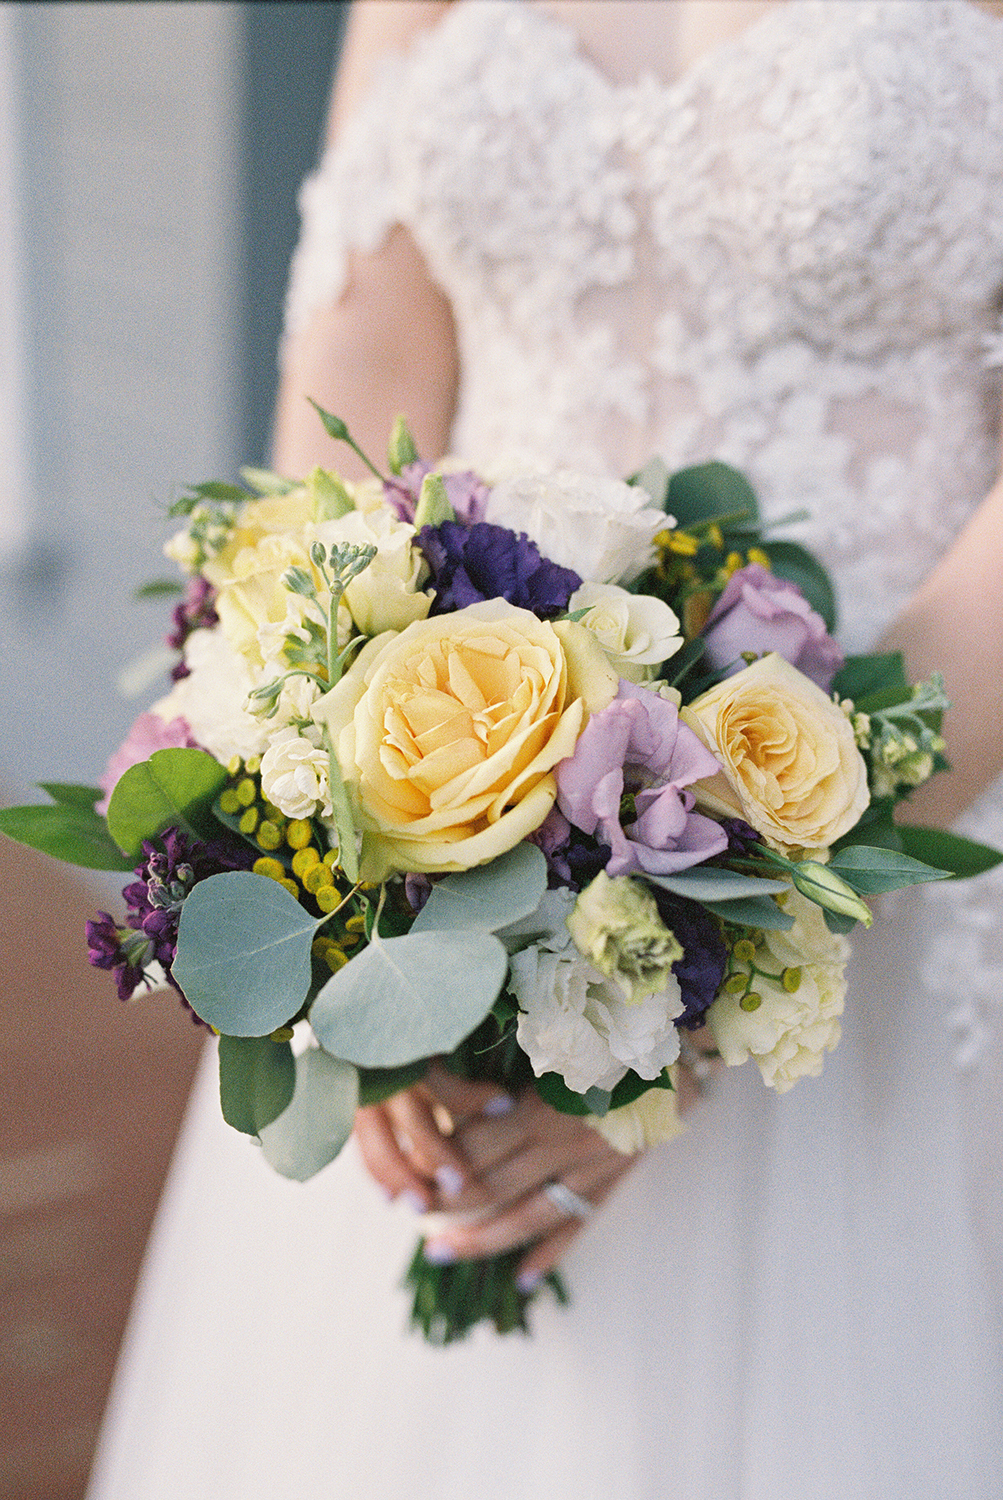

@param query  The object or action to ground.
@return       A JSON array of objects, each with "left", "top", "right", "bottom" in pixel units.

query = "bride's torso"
[{"left": 289, "top": 0, "right": 1003, "bottom": 656}]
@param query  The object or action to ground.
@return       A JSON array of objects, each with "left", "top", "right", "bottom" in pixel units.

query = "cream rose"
[
  {"left": 683, "top": 653, "right": 869, "bottom": 850},
  {"left": 706, "top": 888, "right": 849, "bottom": 1093},
  {"left": 314, "top": 599, "right": 618, "bottom": 879},
  {"left": 312, "top": 508, "right": 430, "bottom": 637},
  {"left": 569, "top": 582, "right": 683, "bottom": 683}
]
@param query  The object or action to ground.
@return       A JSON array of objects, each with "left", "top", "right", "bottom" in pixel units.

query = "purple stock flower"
[
  {"left": 701, "top": 563, "right": 844, "bottom": 691},
  {"left": 385, "top": 462, "right": 490, "bottom": 525},
  {"left": 556, "top": 681, "right": 728, "bottom": 878},
  {"left": 168, "top": 576, "right": 218, "bottom": 679},
  {"left": 417, "top": 521, "right": 581, "bottom": 618}
]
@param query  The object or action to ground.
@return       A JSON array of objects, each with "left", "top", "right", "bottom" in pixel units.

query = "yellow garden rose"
[
  {"left": 682, "top": 652, "right": 868, "bottom": 850},
  {"left": 315, "top": 599, "right": 618, "bottom": 880}
]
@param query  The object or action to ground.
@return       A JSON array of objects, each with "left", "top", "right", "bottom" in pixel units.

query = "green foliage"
[
  {"left": 0, "top": 799, "right": 135, "bottom": 871},
  {"left": 218, "top": 1033, "right": 296, "bottom": 1135},
  {"left": 832, "top": 651, "right": 908, "bottom": 706},
  {"left": 37, "top": 782, "right": 100, "bottom": 808},
  {"left": 896, "top": 825, "right": 1003, "bottom": 879},
  {"left": 105, "top": 748, "right": 228, "bottom": 858},
  {"left": 357, "top": 1059, "right": 430, "bottom": 1106},
  {"left": 536, "top": 1067, "right": 674, "bottom": 1117},
  {"left": 643, "top": 867, "right": 794, "bottom": 929},
  {"left": 309, "top": 929, "right": 508, "bottom": 1067},
  {"left": 258, "top": 1048, "right": 359, "bottom": 1181},
  {"left": 409, "top": 843, "right": 548, "bottom": 934},
  {"left": 173, "top": 872, "right": 323, "bottom": 1035},
  {"left": 405, "top": 1240, "right": 567, "bottom": 1344},
  {"left": 630, "top": 456, "right": 671, "bottom": 509},
  {"left": 133, "top": 579, "right": 184, "bottom": 601},
  {"left": 665, "top": 461, "right": 760, "bottom": 530},
  {"left": 828, "top": 844, "right": 951, "bottom": 894},
  {"left": 413, "top": 472, "right": 455, "bottom": 528},
  {"left": 387, "top": 414, "right": 420, "bottom": 475}
]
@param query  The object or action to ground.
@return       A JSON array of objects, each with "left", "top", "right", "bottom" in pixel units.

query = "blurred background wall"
[{"left": 1, "top": 6, "right": 347, "bottom": 1496}]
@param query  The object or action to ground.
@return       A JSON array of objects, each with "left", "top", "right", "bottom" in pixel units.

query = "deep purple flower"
[
  {"left": 650, "top": 891, "right": 728, "bottom": 1030},
  {"left": 418, "top": 521, "right": 581, "bottom": 617},
  {"left": 385, "top": 462, "right": 490, "bottom": 526},
  {"left": 702, "top": 563, "right": 844, "bottom": 691},
  {"left": 556, "top": 681, "right": 728, "bottom": 878},
  {"left": 168, "top": 576, "right": 219, "bottom": 679},
  {"left": 85, "top": 911, "right": 149, "bottom": 1003},
  {"left": 720, "top": 817, "right": 763, "bottom": 857}
]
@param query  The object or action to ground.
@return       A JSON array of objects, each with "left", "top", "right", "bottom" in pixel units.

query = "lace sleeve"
[{"left": 281, "top": 54, "right": 407, "bottom": 353}]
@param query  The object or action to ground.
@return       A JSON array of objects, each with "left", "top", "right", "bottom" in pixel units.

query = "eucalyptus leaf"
[
  {"left": 897, "top": 825, "right": 1003, "bottom": 880},
  {"left": 759, "top": 540, "right": 837, "bottom": 634},
  {"left": 258, "top": 1047, "right": 359, "bottom": 1181},
  {"left": 831, "top": 652, "right": 908, "bottom": 705},
  {"left": 643, "top": 868, "right": 789, "bottom": 903},
  {"left": 631, "top": 456, "right": 671, "bottom": 509},
  {"left": 357, "top": 1059, "right": 430, "bottom": 1106},
  {"left": 106, "top": 748, "right": 228, "bottom": 857},
  {"left": 173, "top": 872, "right": 323, "bottom": 1035},
  {"left": 582, "top": 1087, "right": 612, "bottom": 1116},
  {"left": 828, "top": 845, "right": 951, "bottom": 893},
  {"left": 309, "top": 929, "right": 508, "bottom": 1067},
  {"left": 0, "top": 801, "right": 136, "bottom": 871},
  {"left": 410, "top": 843, "right": 548, "bottom": 934},
  {"left": 218, "top": 1033, "right": 295, "bottom": 1135},
  {"left": 707, "top": 894, "right": 796, "bottom": 930}
]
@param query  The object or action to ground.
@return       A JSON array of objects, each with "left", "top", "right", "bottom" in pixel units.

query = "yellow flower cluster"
[{"left": 652, "top": 523, "right": 772, "bottom": 640}]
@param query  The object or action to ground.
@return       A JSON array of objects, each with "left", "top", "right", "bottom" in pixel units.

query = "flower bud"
[
  {"left": 790, "top": 861, "right": 872, "bottom": 928},
  {"left": 414, "top": 472, "right": 455, "bottom": 529},
  {"left": 387, "top": 414, "right": 420, "bottom": 475}
]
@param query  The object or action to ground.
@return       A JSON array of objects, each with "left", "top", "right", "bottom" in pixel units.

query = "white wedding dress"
[{"left": 87, "top": 4, "right": 1003, "bottom": 1497}]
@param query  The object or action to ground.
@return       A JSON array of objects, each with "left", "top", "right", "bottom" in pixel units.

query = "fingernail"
[
  {"left": 483, "top": 1092, "right": 514, "bottom": 1117},
  {"left": 402, "top": 1190, "right": 428, "bottom": 1215},
  {"left": 379, "top": 1185, "right": 395, "bottom": 1203},
  {"left": 434, "top": 1164, "right": 465, "bottom": 1198},
  {"left": 516, "top": 1269, "right": 543, "bottom": 1294},
  {"left": 423, "top": 1239, "right": 458, "bottom": 1265}
]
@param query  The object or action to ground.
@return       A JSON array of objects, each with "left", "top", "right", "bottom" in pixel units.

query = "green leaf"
[
  {"left": 309, "top": 929, "right": 508, "bottom": 1067},
  {"left": 325, "top": 751, "right": 358, "bottom": 883},
  {"left": 666, "top": 462, "right": 759, "bottom": 530},
  {"left": 896, "top": 825, "right": 1003, "bottom": 880},
  {"left": 241, "top": 465, "right": 297, "bottom": 495},
  {"left": 832, "top": 651, "right": 908, "bottom": 704},
  {"left": 173, "top": 872, "right": 323, "bottom": 1035},
  {"left": 536, "top": 1067, "right": 674, "bottom": 1118},
  {"left": 307, "top": 465, "right": 354, "bottom": 521},
  {"left": 218, "top": 1034, "right": 296, "bottom": 1135},
  {"left": 37, "top": 782, "right": 101, "bottom": 808},
  {"left": 188, "top": 479, "right": 250, "bottom": 503},
  {"left": 759, "top": 540, "right": 837, "bottom": 634},
  {"left": 828, "top": 844, "right": 952, "bottom": 893},
  {"left": 823, "top": 908, "right": 858, "bottom": 935},
  {"left": 410, "top": 843, "right": 548, "bottom": 934},
  {"left": 106, "top": 748, "right": 228, "bottom": 857},
  {"left": 357, "top": 1059, "right": 430, "bottom": 1106},
  {"left": 643, "top": 868, "right": 789, "bottom": 903},
  {"left": 0, "top": 800, "right": 137, "bottom": 871},
  {"left": 708, "top": 895, "right": 796, "bottom": 930},
  {"left": 832, "top": 799, "right": 902, "bottom": 853},
  {"left": 259, "top": 1047, "right": 359, "bottom": 1181},
  {"left": 133, "top": 579, "right": 184, "bottom": 600}
]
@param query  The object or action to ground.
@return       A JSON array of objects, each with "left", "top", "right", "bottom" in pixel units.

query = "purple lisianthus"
[
  {"left": 526, "top": 807, "right": 610, "bottom": 890},
  {"left": 702, "top": 563, "right": 843, "bottom": 690},
  {"left": 417, "top": 521, "right": 580, "bottom": 618},
  {"left": 168, "top": 576, "right": 218, "bottom": 679},
  {"left": 650, "top": 890, "right": 728, "bottom": 1029},
  {"left": 385, "top": 462, "right": 490, "bottom": 526},
  {"left": 556, "top": 681, "right": 728, "bottom": 878}
]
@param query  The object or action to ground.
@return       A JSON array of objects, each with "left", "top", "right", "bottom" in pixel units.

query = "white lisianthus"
[
  {"left": 313, "top": 508, "right": 430, "bottom": 637},
  {"left": 153, "top": 628, "right": 268, "bottom": 763},
  {"left": 260, "top": 726, "right": 333, "bottom": 819},
  {"left": 510, "top": 942, "right": 683, "bottom": 1095},
  {"left": 586, "top": 1083, "right": 684, "bottom": 1153},
  {"left": 567, "top": 871, "right": 683, "bottom": 1004},
  {"left": 569, "top": 582, "right": 683, "bottom": 683},
  {"left": 707, "top": 887, "right": 849, "bottom": 1093},
  {"left": 486, "top": 469, "right": 670, "bottom": 583}
]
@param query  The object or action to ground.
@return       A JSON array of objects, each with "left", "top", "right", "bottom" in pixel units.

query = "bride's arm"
[{"left": 879, "top": 419, "right": 1003, "bottom": 825}]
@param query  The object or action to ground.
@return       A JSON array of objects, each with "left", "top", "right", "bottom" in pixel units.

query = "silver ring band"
[{"left": 541, "top": 1179, "right": 594, "bottom": 1220}]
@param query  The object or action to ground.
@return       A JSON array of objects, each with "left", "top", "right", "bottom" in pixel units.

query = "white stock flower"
[
  {"left": 260, "top": 726, "right": 333, "bottom": 819},
  {"left": 486, "top": 469, "right": 669, "bottom": 584},
  {"left": 313, "top": 508, "right": 430, "bottom": 637},
  {"left": 510, "top": 942, "right": 683, "bottom": 1095},
  {"left": 153, "top": 628, "right": 268, "bottom": 763},
  {"left": 569, "top": 582, "right": 683, "bottom": 683},
  {"left": 707, "top": 888, "right": 849, "bottom": 1093}
]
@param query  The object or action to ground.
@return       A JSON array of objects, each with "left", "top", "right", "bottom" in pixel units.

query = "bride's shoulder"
[{"left": 328, "top": 1, "right": 458, "bottom": 141}]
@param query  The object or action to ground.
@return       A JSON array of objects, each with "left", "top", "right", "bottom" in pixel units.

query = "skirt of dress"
[{"left": 85, "top": 891, "right": 1002, "bottom": 1500}]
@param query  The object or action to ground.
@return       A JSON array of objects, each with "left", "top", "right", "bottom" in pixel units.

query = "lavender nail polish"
[
  {"left": 423, "top": 1240, "right": 458, "bottom": 1265},
  {"left": 434, "top": 1164, "right": 465, "bottom": 1198},
  {"left": 482, "top": 1093, "right": 515, "bottom": 1117},
  {"left": 516, "top": 1269, "right": 543, "bottom": 1294},
  {"left": 402, "top": 1190, "right": 428, "bottom": 1215}
]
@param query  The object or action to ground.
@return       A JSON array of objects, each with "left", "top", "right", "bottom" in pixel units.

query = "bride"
[{"left": 88, "top": 3, "right": 1003, "bottom": 1497}]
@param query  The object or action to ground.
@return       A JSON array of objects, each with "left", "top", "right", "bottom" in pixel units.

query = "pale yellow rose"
[
  {"left": 682, "top": 653, "right": 869, "bottom": 850},
  {"left": 208, "top": 531, "right": 313, "bottom": 666},
  {"left": 312, "top": 509, "right": 430, "bottom": 637},
  {"left": 314, "top": 599, "right": 618, "bottom": 879},
  {"left": 585, "top": 1081, "right": 685, "bottom": 1153}
]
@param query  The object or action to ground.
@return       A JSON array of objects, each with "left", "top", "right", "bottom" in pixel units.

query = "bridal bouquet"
[{"left": 3, "top": 407, "right": 998, "bottom": 1343}]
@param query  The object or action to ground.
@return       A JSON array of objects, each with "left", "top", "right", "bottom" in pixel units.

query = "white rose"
[
  {"left": 313, "top": 508, "right": 430, "bottom": 637},
  {"left": 570, "top": 581, "right": 683, "bottom": 682},
  {"left": 486, "top": 469, "right": 669, "bottom": 584},
  {"left": 706, "top": 888, "right": 849, "bottom": 1093},
  {"left": 260, "top": 726, "right": 333, "bottom": 819},
  {"left": 510, "top": 943, "right": 683, "bottom": 1095},
  {"left": 153, "top": 628, "right": 267, "bottom": 763}
]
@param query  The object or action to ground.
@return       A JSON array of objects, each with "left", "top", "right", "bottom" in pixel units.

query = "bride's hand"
[{"left": 353, "top": 1046, "right": 719, "bottom": 1288}]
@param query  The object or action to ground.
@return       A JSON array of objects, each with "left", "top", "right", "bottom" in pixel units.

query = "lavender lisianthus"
[
  {"left": 417, "top": 521, "right": 580, "bottom": 617},
  {"left": 701, "top": 564, "right": 843, "bottom": 691},
  {"left": 556, "top": 681, "right": 728, "bottom": 878},
  {"left": 385, "top": 462, "right": 489, "bottom": 525}
]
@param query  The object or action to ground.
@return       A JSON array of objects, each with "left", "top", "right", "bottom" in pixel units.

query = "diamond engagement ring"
[{"left": 541, "top": 1179, "right": 594, "bottom": 1220}]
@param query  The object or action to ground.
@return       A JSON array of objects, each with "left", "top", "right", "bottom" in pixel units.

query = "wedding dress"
[{"left": 86, "top": 4, "right": 1003, "bottom": 1497}]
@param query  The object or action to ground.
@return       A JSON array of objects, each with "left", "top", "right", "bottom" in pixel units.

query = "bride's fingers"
[
  {"left": 419, "top": 1061, "right": 515, "bottom": 1128},
  {"left": 354, "top": 1104, "right": 437, "bottom": 1211},
  {"left": 380, "top": 1089, "right": 483, "bottom": 1202}
]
